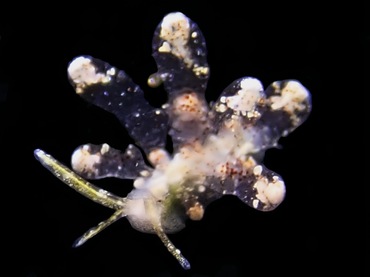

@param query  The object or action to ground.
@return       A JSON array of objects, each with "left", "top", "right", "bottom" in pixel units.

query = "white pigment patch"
[
  {"left": 71, "top": 146, "right": 101, "bottom": 174},
  {"left": 254, "top": 179, "right": 269, "bottom": 204},
  {"left": 140, "top": 170, "right": 150, "bottom": 177},
  {"left": 198, "top": 185, "right": 205, "bottom": 193},
  {"left": 225, "top": 78, "right": 263, "bottom": 114},
  {"left": 133, "top": 177, "right": 145, "bottom": 189},
  {"left": 270, "top": 80, "right": 309, "bottom": 113},
  {"left": 160, "top": 12, "right": 193, "bottom": 68},
  {"left": 253, "top": 165, "right": 263, "bottom": 176},
  {"left": 158, "top": 41, "right": 171, "bottom": 53},
  {"left": 215, "top": 103, "right": 227, "bottom": 113},
  {"left": 193, "top": 66, "right": 209, "bottom": 77},
  {"left": 100, "top": 143, "right": 110, "bottom": 155},
  {"left": 68, "top": 56, "right": 113, "bottom": 93},
  {"left": 265, "top": 179, "right": 285, "bottom": 205},
  {"left": 253, "top": 177, "right": 285, "bottom": 208}
]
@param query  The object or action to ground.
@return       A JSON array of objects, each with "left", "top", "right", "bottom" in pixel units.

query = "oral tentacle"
[
  {"left": 73, "top": 210, "right": 126, "bottom": 247},
  {"left": 34, "top": 149, "right": 125, "bottom": 210},
  {"left": 144, "top": 198, "right": 190, "bottom": 270}
]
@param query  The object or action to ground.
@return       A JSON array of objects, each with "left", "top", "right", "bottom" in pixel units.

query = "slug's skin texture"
[{"left": 34, "top": 11, "right": 311, "bottom": 270}]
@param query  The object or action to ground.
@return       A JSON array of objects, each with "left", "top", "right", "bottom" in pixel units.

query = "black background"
[{"left": 1, "top": 1, "right": 364, "bottom": 276}]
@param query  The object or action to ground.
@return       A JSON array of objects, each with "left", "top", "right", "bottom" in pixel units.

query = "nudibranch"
[{"left": 34, "top": 11, "right": 311, "bottom": 270}]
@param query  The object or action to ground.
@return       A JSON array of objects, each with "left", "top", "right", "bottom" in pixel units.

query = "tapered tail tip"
[
  {"left": 72, "top": 237, "right": 85, "bottom": 248},
  {"left": 34, "top": 149, "right": 45, "bottom": 160},
  {"left": 182, "top": 259, "right": 191, "bottom": 270}
]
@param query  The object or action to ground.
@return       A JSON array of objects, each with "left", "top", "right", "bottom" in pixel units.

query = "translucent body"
[{"left": 34, "top": 11, "right": 311, "bottom": 270}]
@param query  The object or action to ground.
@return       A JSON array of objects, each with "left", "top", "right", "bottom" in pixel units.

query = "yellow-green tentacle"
[{"left": 34, "top": 149, "right": 125, "bottom": 210}]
